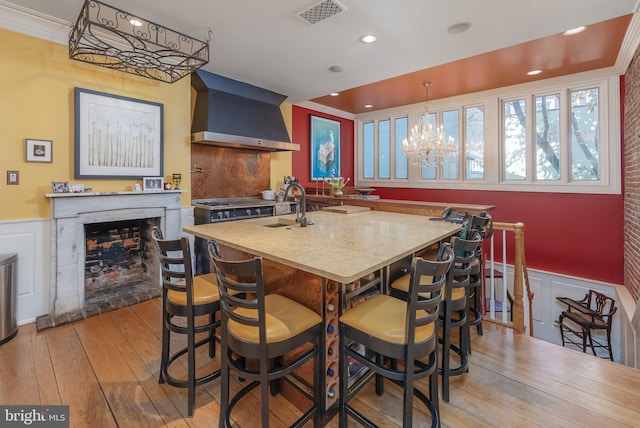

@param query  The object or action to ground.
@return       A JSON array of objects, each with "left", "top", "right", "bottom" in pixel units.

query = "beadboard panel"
[{"left": 0, "top": 219, "right": 49, "bottom": 324}]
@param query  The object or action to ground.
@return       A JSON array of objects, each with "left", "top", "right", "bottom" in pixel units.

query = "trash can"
[{"left": 0, "top": 253, "right": 17, "bottom": 345}]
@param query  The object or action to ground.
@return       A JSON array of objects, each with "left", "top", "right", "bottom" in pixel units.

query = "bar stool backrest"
[
  {"left": 151, "top": 226, "right": 194, "bottom": 306},
  {"left": 208, "top": 242, "right": 270, "bottom": 352},
  {"left": 407, "top": 244, "right": 454, "bottom": 347},
  {"left": 469, "top": 212, "right": 493, "bottom": 240},
  {"left": 451, "top": 232, "right": 481, "bottom": 282}
]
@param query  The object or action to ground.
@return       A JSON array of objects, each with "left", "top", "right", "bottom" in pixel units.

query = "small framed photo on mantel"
[
  {"left": 143, "top": 177, "right": 163, "bottom": 191},
  {"left": 26, "top": 138, "right": 52, "bottom": 163}
]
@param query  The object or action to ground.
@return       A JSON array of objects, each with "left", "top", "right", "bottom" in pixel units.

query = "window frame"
[{"left": 354, "top": 71, "right": 620, "bottom": 194}]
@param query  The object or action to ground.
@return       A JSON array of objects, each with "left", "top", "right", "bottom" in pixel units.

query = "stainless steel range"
[
  {"left": 193, "top": 196, "right": 298, "bottom": 273},
  {"left": 193, "top": 197, "right": 295, "bottom": 223}
]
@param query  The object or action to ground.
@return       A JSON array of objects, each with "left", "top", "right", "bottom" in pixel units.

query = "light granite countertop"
[{"left": 184, "top": 209, "right": 461, "bottom": 283}]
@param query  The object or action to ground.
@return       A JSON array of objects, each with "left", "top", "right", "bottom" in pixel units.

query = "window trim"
[{"left": 355, "top": 70, "right": 621, "bottom": 195}]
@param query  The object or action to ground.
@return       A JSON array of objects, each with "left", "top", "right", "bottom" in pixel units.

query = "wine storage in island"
[{"left": 325, "top": 280, "right": 339, "bottom": 409}]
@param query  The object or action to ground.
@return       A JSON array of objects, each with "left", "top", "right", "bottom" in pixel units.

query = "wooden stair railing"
[{"left": 484, "top": 221, "right": 534, "bottom": 336}]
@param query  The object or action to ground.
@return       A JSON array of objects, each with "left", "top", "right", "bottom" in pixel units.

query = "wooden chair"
[
  {"left": 151, "top": 227, "right": 220, "bottom": 417},
  {"left": 338, "top": 246, "right": 454, "bottom": 427},
  {"left": 557, "top": 290, "right": 617, "bottom": 361},
  {"left": 439, "top": 233, "right": 481, "bottom": 402},
  {"left": 208, "top": 241, "right": 322, "bottom": 428},
  {"left": 468, "top": 213, "right": 493, "bottom": 335}
]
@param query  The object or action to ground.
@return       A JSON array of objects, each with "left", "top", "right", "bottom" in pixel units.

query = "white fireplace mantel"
[{"left": 47, "top": 191, "right": 183, "bottom": 317}]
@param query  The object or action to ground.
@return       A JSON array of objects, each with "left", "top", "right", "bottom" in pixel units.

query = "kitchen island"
[{"left": 183, "top": 209, "right": 461, "bottom": 421}]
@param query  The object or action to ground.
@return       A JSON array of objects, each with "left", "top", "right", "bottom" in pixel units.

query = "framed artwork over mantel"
[
  {"left": 74, "top": 87, "right": 164, "bottom": 178},
  {"left": 310, "top": 115, "right": 341, "bottom": 181}
]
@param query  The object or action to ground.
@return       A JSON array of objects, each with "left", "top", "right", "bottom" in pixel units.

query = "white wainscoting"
[
  {"left": 0, "top": 219, "right": 50, "bottom": 324},
  {"left": 489, "top": 265, "right": 638, "bottom": 367},
  {"left": 1, "top": 206, "right": 194, "bottom": 326}
]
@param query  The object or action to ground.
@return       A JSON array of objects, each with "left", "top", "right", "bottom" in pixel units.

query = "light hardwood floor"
[{"left": 2, "top": 297, "right": 640, "bottom": 427}]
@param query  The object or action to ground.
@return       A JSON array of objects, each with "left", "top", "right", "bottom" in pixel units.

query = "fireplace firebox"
[{"left": 84, "top": 218, "right": 157, "bottom": 307}]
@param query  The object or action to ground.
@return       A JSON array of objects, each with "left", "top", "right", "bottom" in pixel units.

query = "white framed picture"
[
  {"left": 26, "top": 138, "right": 52, "bottom": 163},
  {"left": 74, "top": 87, "right": 163, "bottom": 178},
  {"left": 143, "top": 176, "right": 163, "bottom": 191}
]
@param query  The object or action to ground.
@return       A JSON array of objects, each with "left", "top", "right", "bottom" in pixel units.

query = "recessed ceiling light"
[
  {"left": 130, "top": 19, "right": 142, "bottom": 27},
  {"left": 364, "top": 104, "right": 373, "bottom": 109},
  {"left": 329, "top": 92, "right": 340, "bottom": 97},
  {"left": 564, "top": 26, "right": 587, "bottom": 36},
  {"left": 360, "top": 34, "right": 378, "bottom": 44},
  {"left": 527, "top": 69, "right": 542, "bottom": 76},
  {"left": 329, "top": 65, "right": 344, "bottom": 73},
  {"left": 446, "top": 22, "right": 471, "bottom": 35}
]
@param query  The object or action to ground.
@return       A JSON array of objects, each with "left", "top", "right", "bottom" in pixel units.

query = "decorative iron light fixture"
[
  {"left": 69, "top": 0, "right": 210, "bottom": 83},
  {"left": 401, "top": 82, "right": 456, "bottom": 168}
]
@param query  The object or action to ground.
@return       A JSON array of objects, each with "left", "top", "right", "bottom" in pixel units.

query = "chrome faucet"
[{"left": 284, "top": 182, "right": 307, "bottom": 227}]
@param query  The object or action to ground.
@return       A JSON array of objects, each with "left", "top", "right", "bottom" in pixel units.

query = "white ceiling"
[{"left": 2, "top": 0, "right": 638, "bottom": 106}]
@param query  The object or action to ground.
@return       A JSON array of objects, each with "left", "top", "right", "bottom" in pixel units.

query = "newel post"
[{"left": 512, "top": 222, "right": 526, "bottom": 334}]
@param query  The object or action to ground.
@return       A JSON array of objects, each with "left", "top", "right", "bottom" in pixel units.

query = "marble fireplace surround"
[{"left": 46, "top": 191, "right": 182, "bottom": 319}]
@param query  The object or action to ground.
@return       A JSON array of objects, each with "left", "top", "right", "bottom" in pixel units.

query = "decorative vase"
[{"left": 332, "top": 189, "right": 343, "bottom": 197}]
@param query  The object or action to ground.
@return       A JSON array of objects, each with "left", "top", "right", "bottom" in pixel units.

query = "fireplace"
[
  {"left": 84, "top": 218, "right": 158, "bottom": 307},
  {"left": 39, "top": 191, "right": 183, "bottom": 330}
]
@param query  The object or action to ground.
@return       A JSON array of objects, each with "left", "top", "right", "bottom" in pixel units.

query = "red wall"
[{"left": 292, "top": 106, "right": 624, "bottom": 285}]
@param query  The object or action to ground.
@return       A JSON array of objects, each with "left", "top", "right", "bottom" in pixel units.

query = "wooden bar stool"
[
  {"left": 338, "top": 246, "right": 454, "bottom": 427},
  {"left": 438, "top": 234, "right": 480, "bottom": 402},
  {"left": 151, "top": 227, "right": 221, "bottom": 417},
  {"left": 208, "top": 241, "right": 323, "bottom": 428},
  {"left": 467, "top": 213, "right": 493, "bottom": 336}
]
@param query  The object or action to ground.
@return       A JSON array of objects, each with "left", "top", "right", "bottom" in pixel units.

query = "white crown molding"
[
  {"left": 0, "top": 0, "right": 70, "bottom": 45},
  {"left": 615, "top": 12, "right": 640, "bottom": 73}
]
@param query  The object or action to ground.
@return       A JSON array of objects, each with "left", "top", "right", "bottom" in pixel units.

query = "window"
[
  {"left": 395, "top": 117, "right": 408, "bottom": 179},
  {"left": 570, "top": 88, "right": 599, "bottom": 181},
  {"left": 354, "top": 74, "right": 617, "bottom": 194},
  {"left": 442, "top": 109, "right": 459, "bottom": 180},
  {"left": 465, "top": 106, "right": 484, "bottom": 180},
  {"left": 535, "top": 94, "right": 560, "bottom": 180},
  {"left": 503, "top": 98, "right": 527, "bottom": 180},
  {"left": 378, "top": 119, "right": 390, "bottom": 179},
  {"left": 363, "top": 121, "right": 374, "bottom": 179}
]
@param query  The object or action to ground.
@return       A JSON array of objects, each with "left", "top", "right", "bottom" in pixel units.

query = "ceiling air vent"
[{"left": 297, "top": 0, "right": 347, "bottom": 25}]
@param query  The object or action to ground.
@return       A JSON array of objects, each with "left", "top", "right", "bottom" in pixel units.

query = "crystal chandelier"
[{"left": 402, "top": 83, "right": 456, "bottom": 168}]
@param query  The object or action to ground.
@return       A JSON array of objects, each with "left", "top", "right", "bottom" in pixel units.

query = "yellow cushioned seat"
[
  {"left": 168, "top": 273, "right": 219, "bottom": 306},
  {"left": 340, "top": 294, "right": 435, "bottom": 344},
  {"left": 229, "top": 294, "right": 322, "bottom": 343},
  {"left": 391, "top": 273, "right": 465, "bottom": 301}
]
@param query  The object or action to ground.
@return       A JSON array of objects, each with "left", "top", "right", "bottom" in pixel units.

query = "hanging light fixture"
[
  {"left": 402, "top": 82, "right": 456, "bottom": 168},
  {"left": 69, "top": 0, "right": 210, "bottom": 83}
]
